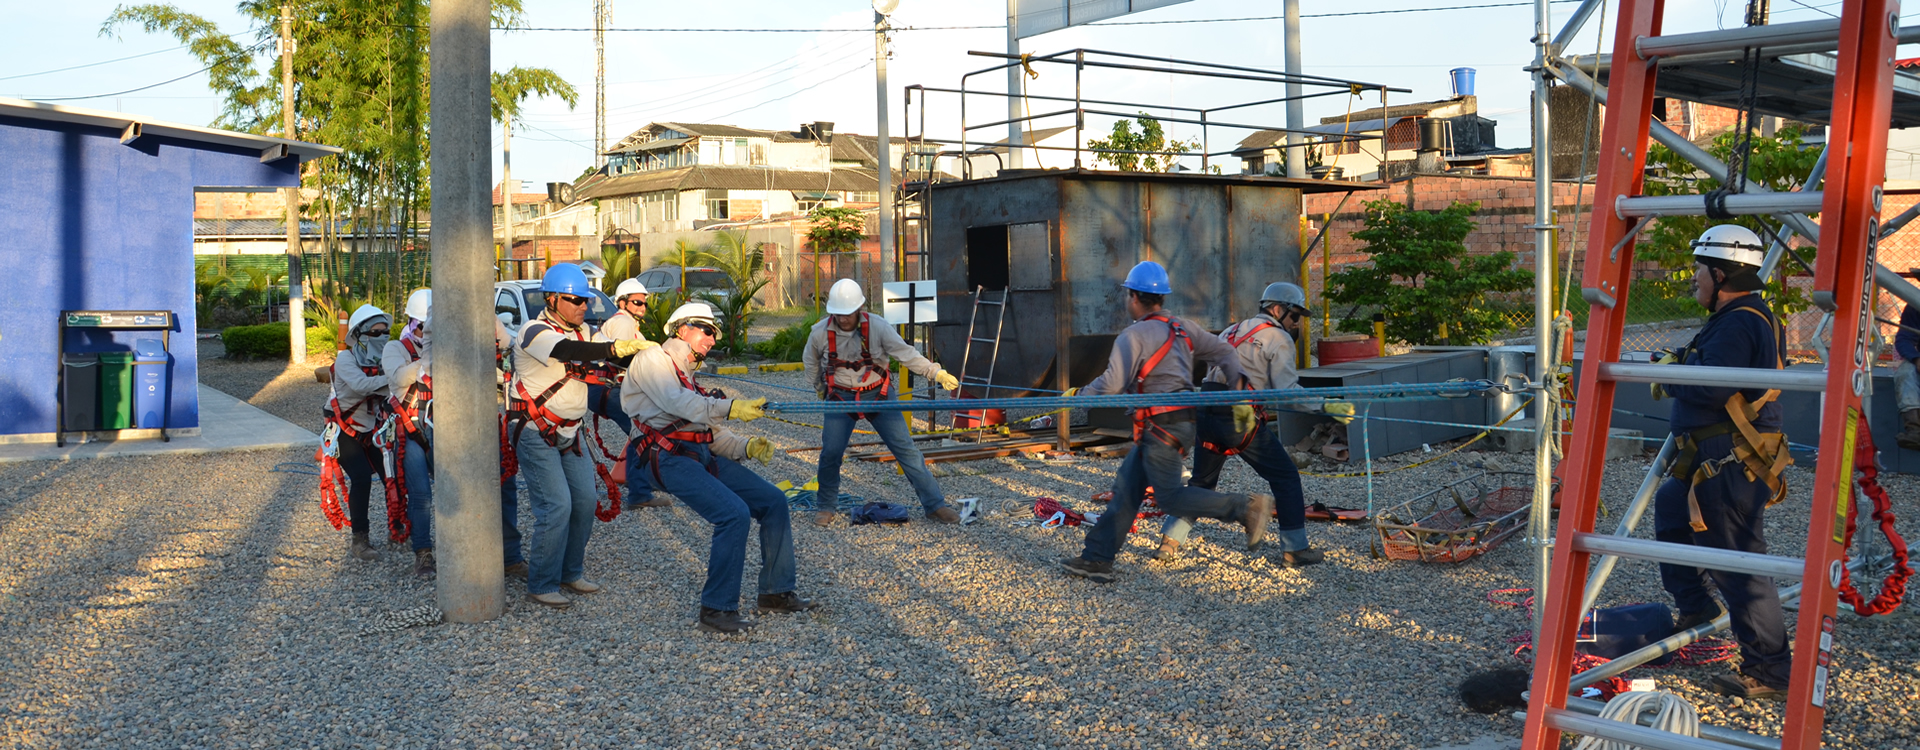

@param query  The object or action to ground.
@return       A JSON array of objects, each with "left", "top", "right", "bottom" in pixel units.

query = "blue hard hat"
[
  {"left": 541, "top": 263, "right": 591, "bottom": 295},
  {"left": 1122, "top": 261, "right": 1172, "bottom": 295}
]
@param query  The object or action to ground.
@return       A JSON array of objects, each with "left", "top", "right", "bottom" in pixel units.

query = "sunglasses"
[
  {"left": 366, "top": 326, "right": 391, "bottom": 337},
  {"left": 555, "top": 294, "right": 588, "bottom": 306},
  {"left": 622, "top": 297, "right": 648, "bottom": 307},
  {"left": 688, "top": 322, "right": 718, "bottom": 337}
]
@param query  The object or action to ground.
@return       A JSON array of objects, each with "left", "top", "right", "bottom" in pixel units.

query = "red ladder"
[{"left": 1520, "top": 0, "right": 1899, "bottom": 748}]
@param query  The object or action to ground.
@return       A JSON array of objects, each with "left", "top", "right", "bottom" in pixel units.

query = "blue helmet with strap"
[
  {"left": 1122, "top": 261, "right": 1171, "bottom": 295},
  {"left": 541, "top": 263, "right": 591, "bottom": 295}
]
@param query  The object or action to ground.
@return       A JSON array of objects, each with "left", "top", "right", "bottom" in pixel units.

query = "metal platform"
[{"left": 1569, "top": 47, "right": 1920, "bottom": 128}]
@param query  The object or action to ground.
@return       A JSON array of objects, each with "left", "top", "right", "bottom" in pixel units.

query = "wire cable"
[{"left": 25, "top": 40, "right": 271, "bottom": 102}]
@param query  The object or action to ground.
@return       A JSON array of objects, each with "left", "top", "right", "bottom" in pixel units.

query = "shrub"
[
  {"left": 221, "top": 323, "right": 333, "bottom": 360},
  {"left": 754, "top": 309, "right": 821, "bottom": 362},
  {"left": 1326, "top": 199, "right": 1533, "bottom": 346}
]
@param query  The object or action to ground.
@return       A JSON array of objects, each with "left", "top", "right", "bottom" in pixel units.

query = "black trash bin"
[{"left": 62, "top": 353, "right": 100, "bottom": 431}]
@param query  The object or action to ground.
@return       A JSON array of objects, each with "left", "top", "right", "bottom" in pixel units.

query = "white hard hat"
[
  {"left": 1690, "top": 224, "right": 1765, "bottom": 268},
  {"left": 347, "top": 304, "right": 390, "bottom": 336},
  {"left": 1259, "top": 282, "right": 1310, "bottom": 314},
  {"left": 404, "top": 288, "right": 432, "bottom": 322},
  {"left": 613, "top": 277, "right": 648, "bottom": 301},
  {"left": 825, "top": 279, "right": 865, "bottom": 315},
  {"left": 664, "top": 301, "right": 721, "bottom": 339}
]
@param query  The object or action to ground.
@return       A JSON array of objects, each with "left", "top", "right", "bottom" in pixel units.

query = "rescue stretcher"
[{"left": 1371, "top": 471, "right": 1544, "bottom": 563}]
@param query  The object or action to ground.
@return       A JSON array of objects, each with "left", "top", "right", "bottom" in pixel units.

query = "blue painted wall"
[{"left": 0, "top": 113, "right": 301, "bottom": 436}]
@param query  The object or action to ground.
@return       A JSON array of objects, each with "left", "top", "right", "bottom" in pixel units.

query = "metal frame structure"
[{"left": 1522, "top": 1, "right": 1903, "bottom": 748}]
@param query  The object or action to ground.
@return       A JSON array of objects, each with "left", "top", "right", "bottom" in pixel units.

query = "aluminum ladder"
[
  {"left": 951, "top": 286, "right": 1010, "bottom": 430},
  {"left": 1519, "top": 2, "right": 1899, "bottom": 749}
]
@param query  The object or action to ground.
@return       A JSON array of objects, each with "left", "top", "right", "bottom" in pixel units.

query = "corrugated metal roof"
[
  {"left": 575, "top": 165, "right": 881, "bottom": 200},
  {"left": 604, "top": 136, "right": 691, "bottom": 155},
  {"left": 0, "top": 97, "right": 341, "bottom": 162}
]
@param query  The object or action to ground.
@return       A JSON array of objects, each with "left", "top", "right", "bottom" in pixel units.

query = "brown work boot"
[
  {"left": 349, "top": 532, "right": 377, "bottom": 561},
  {"left": 929, "top": 506, "right": 961, "bottom": 524},
  {"left": 1280, "top": 548, "right": 1325, "bottom": 567},
  {"left": 1151, "top": 537, "right": 1182, "bottom": 561},
  {"left": 756, "top": 591, "right": 820, "bottom": 614},
  {"left": 1899, "top": 410, "right": 1920, "bottom": 451},
  {"left": 1242, "top": 494, "right": 1274, "bottom": 551},
  {"left": 412, "top": 548, "right": 436, "bottom": 579},
  {"left": 812, "top": 510, "right": 838, "bottom": 527},
  {"left": 629, "top": 496, "right": 673, "bottom": 509},
  {"left": 1707, "top": 673, "right": 1785, "bottom": 701},
  {"left": 504, "top": 560, "right": 529, "bottom": 579},
  {"left": 698, "top": 607, "right": 756, "bottom": 633}
]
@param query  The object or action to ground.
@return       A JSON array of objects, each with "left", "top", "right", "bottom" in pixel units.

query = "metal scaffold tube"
[
  {"left": 1529, "top": 0, "right": 1557, "bottom": 643},
  {"left": 1615, "top": 192, "right": 1826, "bottom": 218}
]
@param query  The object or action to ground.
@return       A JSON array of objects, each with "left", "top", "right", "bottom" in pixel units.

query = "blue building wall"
[{"left": 0, "top": 113, "right": 301, "bottom": 436}]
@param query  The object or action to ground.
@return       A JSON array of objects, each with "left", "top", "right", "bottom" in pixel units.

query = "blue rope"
[
  {"left": 764, "top": 380, "right": 1497, "bottom": 414},
  {"left": 784, "top": 489, "right": 863, "bottom": 512},
  {"left": 1362, "top": 404, "right": 1376, "bottom": 520},
  {"left": 272, "top": 462, "right": 320, "bottom": 476},
  {"left": 1356, "top": 412, "right": 1816, "bottom": 453}
]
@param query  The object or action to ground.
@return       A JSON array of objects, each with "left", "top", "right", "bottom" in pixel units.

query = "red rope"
[
  {"left": 385, "top": 431, "right": 411, "bottom": 543},
  {"left": 585, "top": 414, "right": 623, "bottom": 523},
  {"left": 499, "top": 414, "right": 519, "bottom": 480},
  {"left": 1839, "top": 425, "right": 1912, "bottom": 616},
  {"left": 1033, "top": 497, "right": 1087, "bottom": 526},
  {"left": 315, "top": 445, "right": 349, "bottom": 531}
]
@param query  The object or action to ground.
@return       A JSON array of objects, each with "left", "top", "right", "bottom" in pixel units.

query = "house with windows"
[{"left": 1234, "top": 96, "right": 1506, "bottom": 181}]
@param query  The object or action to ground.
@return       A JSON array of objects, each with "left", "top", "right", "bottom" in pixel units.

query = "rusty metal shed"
[{"left": 925, "top": 168, "right": 1376, "bottom": 395}]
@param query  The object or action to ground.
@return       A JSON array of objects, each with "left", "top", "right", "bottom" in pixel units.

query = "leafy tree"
[
  {"left": 491, "top": 67, "right": 577, "bottom": 123},
  {"left": 692, "top": 231, "right": 772, "bottom": 355},
  {"left": 1087, "top": 113, "right": 1201, "bottom": 172},
  {"left": 804, "top": 206, "right": 865, "bottom": 311},
  {"left": 1638, "top": 127, "right": 1822, "bottom": 315},
  {"left": 1326, "top": 200, "right": 1534, "bottom": 345}
]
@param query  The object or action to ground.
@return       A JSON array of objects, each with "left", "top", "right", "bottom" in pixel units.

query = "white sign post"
[{"left": 882, "top": 280, "right": 939, "bottom": 326}]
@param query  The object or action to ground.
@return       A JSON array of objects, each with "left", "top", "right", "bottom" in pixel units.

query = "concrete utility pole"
[
  {"left": 1283, "top": 0, "right": 1305, "bottom": 178},
  {"left": 280, "top": 3, "right": 305, "bottom": 363},
  {"left": 594, "top": 0, "right": 607, "bottom": 168},
  {"left": 1005, "top": 0, "right": 1023, "bottom": 169},
  {"left": 1527, "top": 0, "right": 1557, "bottom": 638},
  {"left": 875, "top": 10, "right": 894, "bottom": 281},
  {"left": 430, "top": 0, "right": 506, "bottom": 623}
]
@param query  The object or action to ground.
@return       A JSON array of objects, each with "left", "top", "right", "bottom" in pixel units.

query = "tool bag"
[{"left": 1575, "top": 602, "right": 1677, "bottom": 665}]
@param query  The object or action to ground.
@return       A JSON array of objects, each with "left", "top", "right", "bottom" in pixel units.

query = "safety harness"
[
  {"left": 505, "top": 316, "right": 592, "bottom": 451},
  {"left": 1130, "top": 313, "right": 1195, "bottom": 448},
  {"left": 824, "top": 313, "right": 893, "bottom": 420},
  {"left": 1198, "top": 318, "right": 1278, "bottom": 456},
  {"left": 632, "top": 356, "right": 723, "bottom": 489},
  {"left": 316, "top": 357, "right": 408, "bottom": 543},
  {"left": 1667, "top": 304, "right": 1794, "bottom": 532}
]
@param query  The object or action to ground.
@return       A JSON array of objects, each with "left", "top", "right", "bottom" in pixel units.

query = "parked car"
[
  {"left": 635, "top": 265, "right": 735, "bottom": 309},
  {"left": 493, "top": 279, "right": 617, "bottom": 337}
]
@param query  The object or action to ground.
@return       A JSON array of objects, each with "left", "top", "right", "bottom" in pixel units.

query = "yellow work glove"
[
  {"left": 1650, "top": 349, "right": 1680, "bottom": 401},
  {"left": 1063, "top": 386, "right": 1081, "bottom": 398},
  {"left": 745, "top": 437, "right": 774, "bottom": 465},
  {"left": 1232, "top": 404, "right": 1259, "bottom": 435},
  {"left": 935, "top": 369, "right": 961, "bottom": 391},
  {"left": 728, "top": 397, "right": 767, "bottom": 422},
  {"left": 1322, "top": 401, "right": 1356, "bottom": 424},
  {"left": 611, "top": 338, "right": 657, "bottom": 358}
]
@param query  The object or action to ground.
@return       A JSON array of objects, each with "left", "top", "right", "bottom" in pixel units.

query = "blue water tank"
[
  {"left": 131, "top": 339, "right": 170, "bottom": 429},
  {"left": 1450, "top": 67, "right": 1477, "bottom": 98}
]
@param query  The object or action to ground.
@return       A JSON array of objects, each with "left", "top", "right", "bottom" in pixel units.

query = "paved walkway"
[{"left": 0, "top": 384, "right": 319, "bottom": 464}]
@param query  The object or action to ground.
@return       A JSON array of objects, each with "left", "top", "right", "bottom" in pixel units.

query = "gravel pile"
[{"left": 0, "top": 361, "right": 1910, "bottom": 748}]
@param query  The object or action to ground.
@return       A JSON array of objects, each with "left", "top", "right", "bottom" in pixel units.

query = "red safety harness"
[
  {"left": 632, "top": 358, "right": 722, "bottom": 489},
  {"left": 1198, "top": 319, "right": 1277, "bottom": 457},
  {"left": 824, "top": 313, "right": 893, "bottom": 419},
  {"left": 1130, "top": 313, "right": 1194, "bottom": 447},
  {"left": 506, "top": 318, "right": 591, "bottom": 451},
  {"left": 316, "top": 359, "right": 408, "bottom": 542}
]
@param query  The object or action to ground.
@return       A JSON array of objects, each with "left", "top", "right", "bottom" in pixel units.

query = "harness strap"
[
  {"left": 825, "top": 313, "right": 892, "bottom": 394},
  {"left": 1129, "top": 313, "right": 1195, "bottom": 446}
]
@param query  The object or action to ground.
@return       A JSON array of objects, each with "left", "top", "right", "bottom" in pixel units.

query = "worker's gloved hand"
[
  {"left": 745, "top": 437, "right": 774, "bottom": 465},
  {"left": 934, "top": 369, "right": 961, "bottom": 391},
  {"left": 611, "top": 338, "right": 657, "bottom": 358},
  {"left": 1063, "top": 386, "right": 1081, "bottom": 398},
  {"left": 728, "top": 397, "right": 767, "bottom": 422},
  {"left": 1232, "top": 404, "right": 1259, "bottom": 435},
  {"left": 1650, "top": 349, "right": 1680, "bottom": 400},
  {"left": 1322, "top": 401, "right": 1356, "bottom": 424},
  {"left": 815, "top": 387, "right": 829, "bottom": 401}
]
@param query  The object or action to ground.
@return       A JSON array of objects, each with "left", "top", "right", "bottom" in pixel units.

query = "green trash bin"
[{"left": 98, "top": 351, "right": 135, "bottom": 430}]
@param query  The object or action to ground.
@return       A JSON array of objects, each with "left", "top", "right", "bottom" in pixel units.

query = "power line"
[
  {"left": 698, "top": 59, "right": 875, "bottom": 123},
  {"left": 517, "top": 31, "right": 869, "bottom": 122},
  {"left": 0, "top": 44, "right": 191, "bottom": 82},
  {"left": 23, "top": 40, "right": 270, "bottom": 103}
]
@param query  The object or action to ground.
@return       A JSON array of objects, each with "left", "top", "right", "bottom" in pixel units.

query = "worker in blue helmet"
[
  {"left": 507, "top": 263, "right": 657, "bottom": 610},
  {"left": 1057, "top": 261, "right": 1274, "bottom": 584},
  {"left": 1650, "top": 224, "right": 1793, "bottom": 700}
]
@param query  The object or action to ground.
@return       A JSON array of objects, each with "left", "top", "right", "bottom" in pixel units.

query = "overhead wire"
[
  {"left": 516, "top": 32, "right": 872, "bottom": 127},
  {"left": 25, "top": 39, "right": 273, "bottom": 102}
]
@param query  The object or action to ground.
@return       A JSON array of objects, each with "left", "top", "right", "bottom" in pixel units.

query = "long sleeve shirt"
[
  {"left": 1895, "top": 304, "right": 1920, "bottom": 362},
  {"left": 599, "top": 311, "right": 645, "bottom": 342},
  {"left": 1083, "top": 312, "right": 1245, "bottom": 400},
  {"left": 1662, "top": 293, "right": 1785, "bottom": 434},
  {"left": 803, "top": 313, "right": 941, "bottom": 392},
  {"left": 509, "top": 313, "right": 612, "bottom": 440},
  {"left": 1204, "top": 313, "right": 1301, "bottom": 391},
  {"left": 620, "top": 339, "right": 748, "bottom": 460},
  {"left": 382, "top": 337, "right": 430, "bottom": 396},
  {"left": 328, "top": 343, "right": 389, "bottom": 435}
]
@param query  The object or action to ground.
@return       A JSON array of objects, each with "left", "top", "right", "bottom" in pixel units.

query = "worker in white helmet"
[
  {"left": 1155, "top": 281, "right": 1331, "bottom": 567},
  {"left": 622, "top": 301, "right": 807, "bottom": 634},
  {"left": 320, "top": 303, "right": 396, "bottom": 562},
  {"left": 1649, "top": 223, "right": 1791, "bottom": 700},
  {"left": 803, "top": 278, "right": 965, "bottom": 527},
  {"left": 593, "top": 276, "right": 666, "bottom": 510}
]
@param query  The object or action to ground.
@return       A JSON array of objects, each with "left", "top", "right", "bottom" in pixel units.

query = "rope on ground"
[
  {"left": 272, "top": 462, "right": 321, "bottom": 476},
  {"left": 784, "top": 489, "right": 864, "bottom": 512},
  {"left": 1571, "top": 691, "right": 1700, "bottom": 750}
]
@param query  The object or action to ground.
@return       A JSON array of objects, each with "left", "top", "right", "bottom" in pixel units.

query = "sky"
[{"left": 2, "top": 0, "right": 1872, "bottom": 187}]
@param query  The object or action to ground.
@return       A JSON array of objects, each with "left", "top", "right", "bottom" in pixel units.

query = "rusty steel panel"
[
  {"left": 925, "top": 175, "right": 1063, "bottom": 392},
  {"left": 1059, "top": 179, "right": 1138, "bottom": 337},
  {"left": 1147, "top": 182, "right": 1231, "bottom": 329},
  {"left": 1226, "top": 183, "right": 1305, "bottom": 317}
]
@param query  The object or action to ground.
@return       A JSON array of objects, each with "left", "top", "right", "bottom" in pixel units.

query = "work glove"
[
  {"left": 934, "top": 369, "right": 961, "bottom": 391},
  {"left": 745, "top": 437, "right": 774, "bottom": 465},
  {"left": 1232, "top": 404, "right": 1259, "bottom": 435},
  {"left": 1063, "top": 386, "right": 1081, "bottom": 398},
  {"left": 728, "top": 397, "right": 767, "bottom": 422},
  {"left": 1649, "top": 349, "right": 1680, "bottom": 401},
  {"left": 1322, "top": 401, "right": 1356, "bottom": 424},
  {"left": 611, "top": 338, "right": 657, "bottom": 358}
]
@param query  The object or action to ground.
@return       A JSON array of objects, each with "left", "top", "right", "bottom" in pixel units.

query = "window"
[
  {"left": 705, "top": 189, "right": 729, "bottom": 220},
  {"left": 965, "top": 225, "right": 1011, "bottom": 291},
  {"left": 495, "top": 290, "right": 521, "bottom": 326},
  {"left": 844, "top": 191, "right": 880, "bottom": 204}
]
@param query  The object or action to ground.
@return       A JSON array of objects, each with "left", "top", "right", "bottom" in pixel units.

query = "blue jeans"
[
  {"left": 1897, "top": 358, "right": 1920, "bottom": 412},
  {"left": 817, "top": 408, "right": 947, "bottom": 514},
  {"left": 588, "top": 383, "right": 656, "bottom": 504},
  {"left": 517, "top": 425, "right": 598, "bottom": 596},
  {"left": 1654, "top": 433, "right": 1792, "bottom": 689},
  {"left": 402, "top": 425, "right": 524, "bottom": 564},
  {"left": 1082, "top": 417, "right": 1250, "bottom": 564},
  {"left": 1161, "top": 408, "right": 1310, "bottom": 552},
  {"left": 652, "top": 442, "right": 797, "bottom": 611}
]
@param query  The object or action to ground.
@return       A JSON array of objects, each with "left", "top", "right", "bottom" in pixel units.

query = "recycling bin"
[
  {"left": 98, "top": 351, "right": 135, "bottom": 430},
  {"left": 132, "top": 339, "right": 170, "bottom": 429},
  {"left": 61, "top": 353, "right": 100, "bottom": 431}
]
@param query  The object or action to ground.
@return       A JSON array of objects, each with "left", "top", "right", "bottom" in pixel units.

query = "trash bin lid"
[
  {"left": 134, "top": 339, "right": 167, "bottom": 358},
  {"left": 98, "top": 352, "right": 135, "bottom": 364},
  {"left": 62, "top": 353, "right": 100, "bottom": 365}
]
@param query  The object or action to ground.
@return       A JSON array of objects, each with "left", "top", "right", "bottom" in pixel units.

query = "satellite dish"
[{"left": 873, "top": 0, "right": 900, "bottom": 15}]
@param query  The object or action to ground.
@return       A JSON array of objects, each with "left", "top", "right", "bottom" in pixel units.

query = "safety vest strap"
[
  {"left": 1226, "top": 320, "right": 1276, "bottom": 349},
  {"left": 825, "top": 313, "right": 891, "bottom": 393}
]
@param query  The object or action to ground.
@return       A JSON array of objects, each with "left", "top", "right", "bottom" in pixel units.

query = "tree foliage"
[
  {"left": 805, "top": 206, "right": 865, "bottom": 254},
  {"left": 1638, "top": 127, "right": 1823, "bottom": 315},
  {"left": 1326, "top": 200, "right": 1533, "bottom": 345},
  {"left": 492, "top": 67, "right": 577, "bottom": 124},
  {"left": 1087, "top": 113, "right": 1201, "bottom": 172}
]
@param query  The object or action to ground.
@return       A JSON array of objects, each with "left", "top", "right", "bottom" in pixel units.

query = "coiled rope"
[{"left": 1570, "top": 691, "right": 1700, "bottom": 750}]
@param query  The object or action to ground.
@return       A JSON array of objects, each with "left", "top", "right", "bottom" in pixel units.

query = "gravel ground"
[{"left": 0, "top": 357, "right": 1914, "bottom": 748}]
